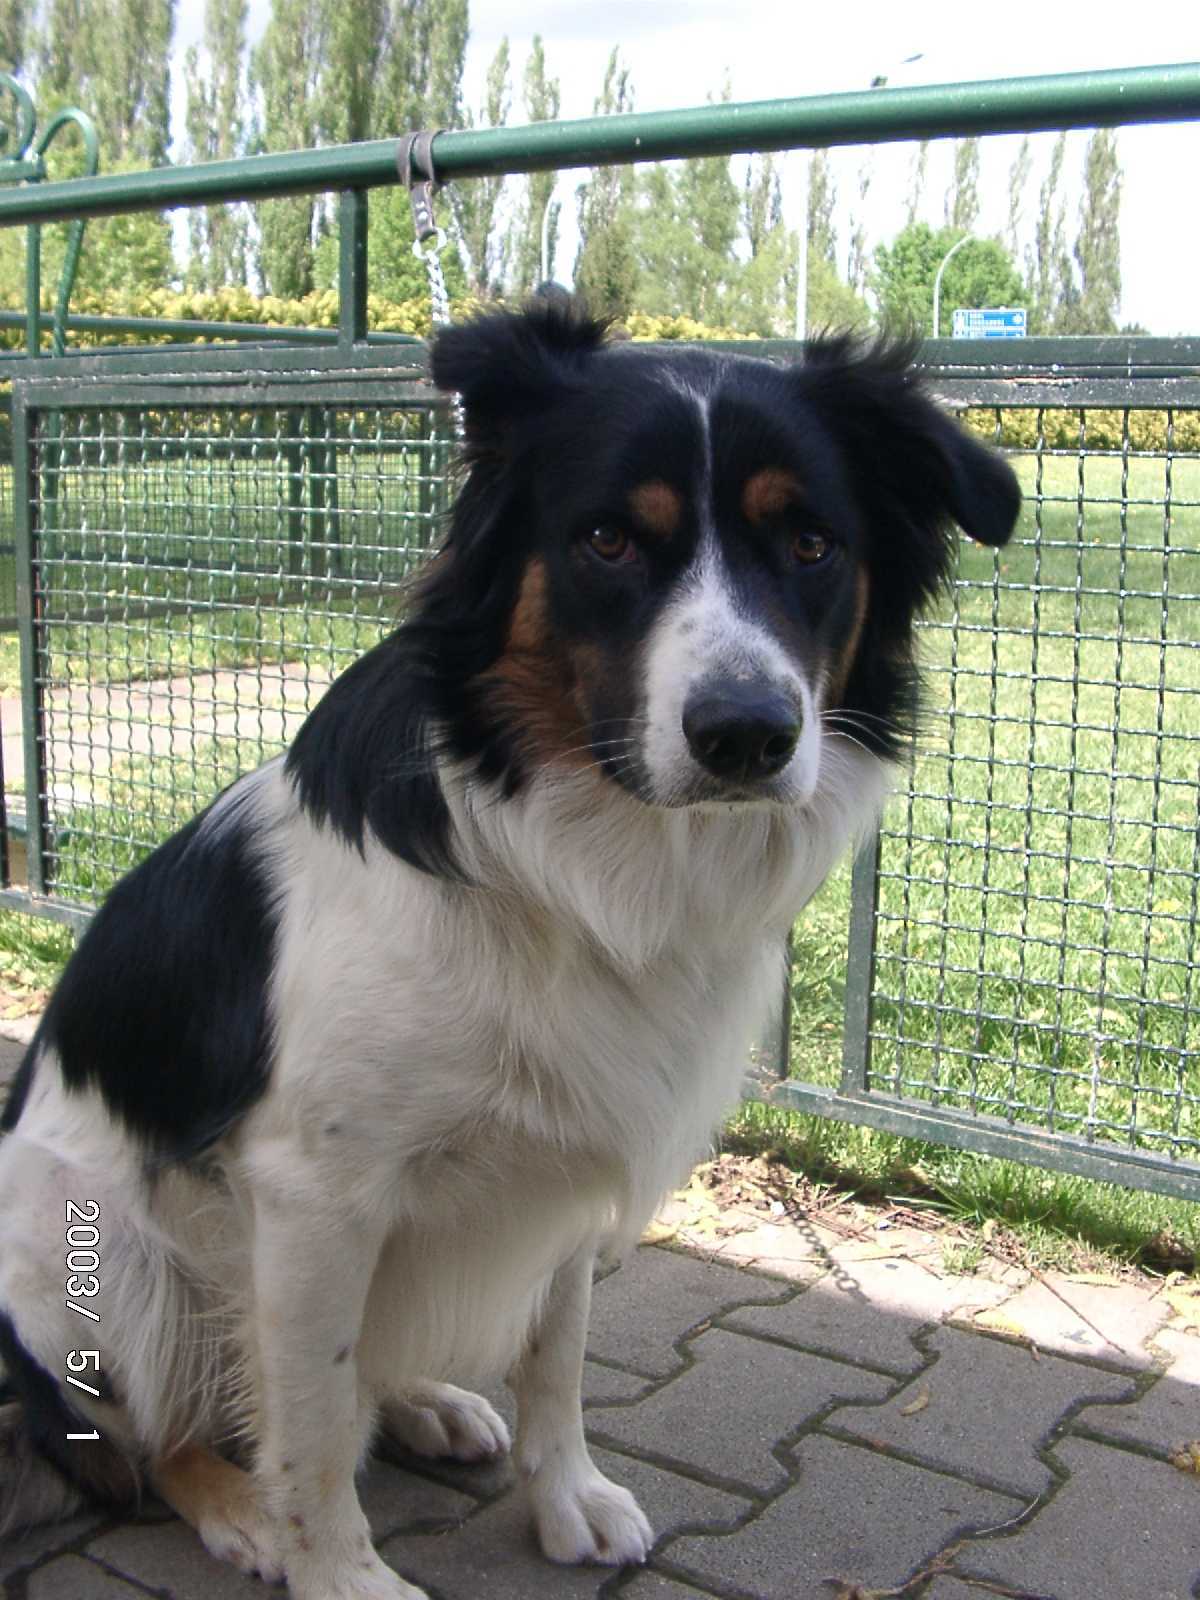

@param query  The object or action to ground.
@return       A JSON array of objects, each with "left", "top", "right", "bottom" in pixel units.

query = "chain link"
[{"left": 412, "top": 230, "right": 463, "bottom": 441}]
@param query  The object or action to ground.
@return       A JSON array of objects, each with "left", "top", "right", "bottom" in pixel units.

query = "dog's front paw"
[
  {"left": 527, "top": 1462, "right": 654, "bottom": 1566},
  {"left": 196, "top": 1497, "right": 285, "bottom": 1584}
]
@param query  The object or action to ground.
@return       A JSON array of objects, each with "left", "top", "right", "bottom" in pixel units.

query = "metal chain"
[
  {"left": 398, "top": 131, "right": 463, "bottom": 440},
  {"left": 413, "top": 228, "right": 451, "bottom": 329}
]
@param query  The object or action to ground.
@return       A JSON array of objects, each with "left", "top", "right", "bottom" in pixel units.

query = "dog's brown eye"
[
  {"left": 589, "top": 526, "right": 636, "bottom": 564},
  {"left": 792, "top": 530, "right": 831, "bottom": 565}
]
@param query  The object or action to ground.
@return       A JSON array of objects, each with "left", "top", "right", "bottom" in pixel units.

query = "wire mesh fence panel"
[
  {"left": 17, "top": 397, "right": 450, "bottom": 914},
  {"left": 859, "top": 403, "right": 1200, "bottom": 1173}
]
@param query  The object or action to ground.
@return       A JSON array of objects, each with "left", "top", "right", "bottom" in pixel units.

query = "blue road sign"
[{"left": 952, "top": 307, "right": 1027, "bottom": 339}]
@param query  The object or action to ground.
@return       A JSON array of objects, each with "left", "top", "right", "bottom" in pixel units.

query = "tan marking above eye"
[
  {"left": 628, "top": 480, "right": 683, "bottom": 540},
  {"left": 742, "top": 467, "right": 803, "bottom": 525}
]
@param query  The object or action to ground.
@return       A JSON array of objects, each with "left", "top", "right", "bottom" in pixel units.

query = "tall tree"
[
  {"left": 313, "top": 0, "right": 386, "bottom": 145},
  {"left": 846, "top": 163, "right": 872, "bottom": 296},
  {"left": 1005, "top": 136, "right": 1032, "bottom": 262},
  {"left": 447, "top": 37, "right": 511, "bottom": 299},
  {"left": 1026, "top": 132, "right": 1071, "bottom": 334},
  {"left": 1, "top": 0, "right": 25, "bottom": 74},
  {"left": 250, "top": 0, "right": 322, "bottom": 297},
  {"left": 509, "top": 36, "right": 561, "bottom": 293},
  {"left": 305, "top": 0, "right": 471, "bottom": 305},
  {"left": 21, "top": 0, "right": 177, "bottom": 296},
  {"left": 1071, "top": 128, "right": 1122, "bottom": 333},
  {"left": 574, "top": 50, "right": 637, "bottom": 319},
  {"left": 807, "top": 150, "right": 836, "bottom": 265},
  {"left": 945, "top": 137, "right": 980, "bottom": 233},
  {"left": 872, "top": 221, "right": 1027, "bottom": 336},
  {"left": 34, "top": 0, "right": 174, "bottom": 165},
  {"left": 905, "top": 139, "right": 929, "bottom": 228},
  {"left": 185, "top": 0, "right": 250, "bottom": 289}
]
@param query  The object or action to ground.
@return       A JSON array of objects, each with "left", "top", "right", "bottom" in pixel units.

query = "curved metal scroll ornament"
[{"left": 1, "top": 72, "right": 100, "bottom": 356}]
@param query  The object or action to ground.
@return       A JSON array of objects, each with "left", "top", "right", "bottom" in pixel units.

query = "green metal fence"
[
  {"left": 1, "top": 63, "right": 1199, "bottom": 1199},
  {"left": 769, "top": 342, "right": 1200, "bottom": 1201}
]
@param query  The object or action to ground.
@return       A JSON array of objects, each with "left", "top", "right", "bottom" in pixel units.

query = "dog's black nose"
[{"left": 682, "top": 685, "right": 800, "bottom": 782}]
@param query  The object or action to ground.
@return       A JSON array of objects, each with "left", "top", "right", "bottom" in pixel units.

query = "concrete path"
[
  {"left": 1, "top": 662, "right": 331, "bottom": 807},
  {"left": 1, "top": 1034, "right": 1197, "bottom": 1600}
]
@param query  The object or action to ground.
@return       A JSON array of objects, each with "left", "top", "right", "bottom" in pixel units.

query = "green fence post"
[
  {"left": 12, "top": 396, "right": 49, "bottom": 896},
  {"left": 841, "top": 831, "right": 881, "bottom": 1095},
  {"left": 338, "top": 189, "right": 368, "bottom": 351}
]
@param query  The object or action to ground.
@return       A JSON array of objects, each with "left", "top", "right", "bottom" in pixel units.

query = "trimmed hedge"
[
  {"left": 5, "top": 290, "right": 1196, "bottom": 454},
  {"left": 962, "top": 407, "right": 1200, "bottom": 455}
]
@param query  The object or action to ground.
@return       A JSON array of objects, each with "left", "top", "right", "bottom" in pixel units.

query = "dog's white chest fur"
[{"left": 221, "top": 755, "right": 874, "bottom": 1386}]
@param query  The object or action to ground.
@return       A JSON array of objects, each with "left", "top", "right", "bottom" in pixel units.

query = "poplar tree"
[
  {"left": 574, "top": 50, "right": 637, "bottom": 319},
  {"left": 1072, "top": 128, "right": 1122, "bottom": 333},
  {"left": 1006, "top": 137, "right": 1032, "bottom": 261},
  {"left": 1, "top": 0, "right": 25, "bottom": 74},
  {"left": 905, "top": 140, "right": 929, "bottom": 228},
  {"left": 447, "top": 37, "right": 511, "bottom": 300},
  {"left": 807, "top": 150, "right": 837, "bottom": 265},
  {"left": 251, "top": 0, "right": 323, "bottom": 297},
  {"left": 846, "top": 164, "right": 872, "bottom": 296},
  {"left": 185, "top": 0, "right": 250, "bottom": 289},
  {"left": 945, "top": 137, "right": 980, "bottom": 233},
  {"left": 33, "top": 0, "right": 173, "bottom": 164},
  {"left": 23, "top": 0, "right": 176, "bottom": 295},
  {"left": 1027, "top": 132, "right": 1071, "bottom": 334},
  {"left": 509, "top": 36, "right": 561, "bottom": 293}
]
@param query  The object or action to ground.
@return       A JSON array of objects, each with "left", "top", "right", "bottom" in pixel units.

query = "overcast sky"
[{"left": 177, "top": 0, "right": 1200, "bottom": 333}]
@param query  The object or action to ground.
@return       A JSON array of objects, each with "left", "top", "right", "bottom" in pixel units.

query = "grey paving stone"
[
  {"left": 962, "top": 1436, "right": 1200, "bottom": 1600},
  {"left": 666, "top": 1433, "right": 1018, "bottom": 1600},
  {"left": 585, "top": 1363, "right": 656, "bottom": 1407},
  {"left": 1074, "top": 1327, "right": 1200, "bottom": 1458},
  {"left": 587, "top": 1246, "right": 795, "bottom": 1378},
  {"left": 831, "top": 1324, "right": 1133, "bottom": 1498},
  {"left": 358, "top": 1458, "right": 479, "bottom": 1541},
  {"left": 972, "top": 1272, "right": 1171, "bottom": 1369},
  {"left": 26, "top": 1553, "right": 150, "bottom": 1598},
  {"left": 0, "top": 1510, "right": 107, "bottom": 1577},
  {"left": 83, "top": 1520, "right": 268, "bottom": 1599},
  {"left": 380, "top": 1446, "right": 749, "bottom": 1600},
  {"left": 619, "top": 1576, "right": 720, "bottom": 1598},
  {"left": 724, "top": 1256, "right": 1010, "bottom": 1375},
  {"left": 590, "top": 1326, "right": 890, "bottom": 1493},
  {"left": 83, "top": 1464, "right": 472, "bottom": 1599}
]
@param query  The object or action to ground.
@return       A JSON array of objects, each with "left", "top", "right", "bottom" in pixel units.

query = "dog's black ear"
[
  {"left": 430, "top": 295, "right": 610, "bottom": 444},
  {"left": 799, "top": 335, "right": 1021, "bottom": 584}
]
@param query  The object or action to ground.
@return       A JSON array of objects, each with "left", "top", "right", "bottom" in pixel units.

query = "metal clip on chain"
[{"left": 397, "top": 129, "right": 461, "bottom": 437}]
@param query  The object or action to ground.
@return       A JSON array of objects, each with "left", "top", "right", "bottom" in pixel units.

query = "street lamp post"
[{"left": 933, "top": 233, "right": 973, "bottom": 338}]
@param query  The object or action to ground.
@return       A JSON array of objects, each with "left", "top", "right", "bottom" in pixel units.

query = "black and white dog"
[{"left": 0, "top": 299, "right": 1019, "bottom": 1599}]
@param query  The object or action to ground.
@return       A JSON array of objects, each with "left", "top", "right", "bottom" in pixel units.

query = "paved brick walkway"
[{"left": 1, "top": 1034, "right": 1198, "bottom": 1599}]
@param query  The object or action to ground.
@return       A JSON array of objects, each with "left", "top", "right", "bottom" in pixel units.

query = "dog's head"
[{"left": 419, "top": 297, "right": 1019, "bottom": 814}]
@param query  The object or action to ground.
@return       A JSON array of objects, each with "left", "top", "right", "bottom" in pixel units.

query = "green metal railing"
[{"left": 1, "top": 63, "right": 1199, "bottom": 1200}]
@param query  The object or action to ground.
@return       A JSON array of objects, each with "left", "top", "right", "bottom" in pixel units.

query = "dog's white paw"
[
  {"left": 381, "top": 1382, "right": 511, "bottom": 1463},
  {"left": 527, "top": 1462, "right": 654, "bottom": 1566},
  {"left": 196, "top": 1499, "right": 285, "bottom": 1584}
]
